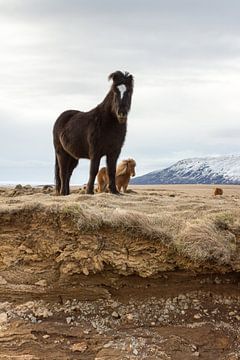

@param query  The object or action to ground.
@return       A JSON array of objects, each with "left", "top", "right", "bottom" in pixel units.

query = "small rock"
[
  {"left": 30, "top": 315, "right": 37, "bottom": 323},
  {"left": 0, "top": 313, "right": 7, "bottom": 324},
  {"left": 194, "top": 314, "right": 202, "bottom": 319},
  {"left": 193, "top": 352, "right": 200, "bottom": 357},
  {"left": 43, "top": 185, "right": 53, "bottom": 190},
  {"left": 82, "top": 267, "right": 89, "bottom": 276},
  {"left": 103, "top": 341, "right": 114, "bottom": 348},
  {"left": 70, "top": 341, "right": 88, "bottom": 353},
  {"left": 126, "top": 313, "right": 134, "bottom": 321},
  {"left": 111, "top": 311, "right": 120, "bottom": 319},
  {"left": 133, "top": 349, "right": 138, "bottom": 355},
  {"left": 15, "top": 184, "right": 23, "bottom": 190},
  {"left": 0, "top": 276, "right": 7, "bottom": 285},
  {"left": 66, "top": 317, "right": 72, "bottom": 324},
  {"left": 35, "top": 279, "right": 48, "bottom": 287},
  {"left": 43, "top": 334, "right": 50, "bottom": 339},
  {"left": 178, "top": 294, "right": 186, "bottom": 300},
  {"left": 91, "top": 321, "right": 97, "bottom": 328},
  {"left": 110, "top": 301, "right": 119, "bottom": 309},
  {"left": 191, "top": 345, "right": 198, "bottom": 352}
]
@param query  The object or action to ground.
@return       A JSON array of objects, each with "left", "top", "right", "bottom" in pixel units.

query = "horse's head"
[{"left": 108, "top": 71, "right": 134, "bottom": 124}]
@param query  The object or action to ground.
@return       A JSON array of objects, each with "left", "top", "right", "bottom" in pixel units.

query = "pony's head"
[
  {"left": 108, "top": 71, "right": 134, "bottom": 124},
  {"left": 117, "top": 158, "right": 136, "bottom": 177}
]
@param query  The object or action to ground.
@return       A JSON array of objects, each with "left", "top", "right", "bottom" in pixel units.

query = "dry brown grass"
[
  {"left": 1, "top": 184, "right": 240, "bottom": 267},
  {"left": 175, "top": 220, "right": 236, "bottom": 264}
]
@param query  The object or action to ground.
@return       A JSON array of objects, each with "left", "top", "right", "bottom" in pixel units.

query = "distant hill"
[{"left": 131, "top": 155, "right": 240, "bottom": 184}]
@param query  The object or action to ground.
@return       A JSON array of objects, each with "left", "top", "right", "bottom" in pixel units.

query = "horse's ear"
[{"left": 126, "top": 74, "right": 134, "bottom": 87}]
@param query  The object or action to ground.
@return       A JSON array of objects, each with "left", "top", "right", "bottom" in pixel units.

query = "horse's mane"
[{"left": 108, "top": 70, "right": 134, "bottom": 88}]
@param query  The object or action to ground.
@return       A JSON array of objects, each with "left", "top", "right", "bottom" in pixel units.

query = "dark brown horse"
[{"left": 53, "top": 71, "right": 134, "bottom": 195}]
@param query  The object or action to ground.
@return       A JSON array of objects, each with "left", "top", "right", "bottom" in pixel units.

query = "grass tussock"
[
  {"left": 61, "top": 205, "right": 171, "bottom": 243},
  {"left": 175, "top": 220, "right": 236, "bottom": 264}
]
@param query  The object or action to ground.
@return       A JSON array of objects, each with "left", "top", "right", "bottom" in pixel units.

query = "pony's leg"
[
  {"left": 97, "top": 170, "right": 104, "bottom": 193},
  {"left": 117, "top": 183, "right": 122, "bottom": 193},
  {"left": 98, "top": 171, "right": 109, "bottom": 193},
  {"left": 98, "top": 178, "right": 105, "bottom": 193},
  {"left": 86, "top": 157, "right": 101, "bottom": 194},
  {"left": 123, "top": 183, "right": 128, "bottom": 193},
  {"left": 107, "top": 154, "right": 119, "bottom": 195},
  {"left": 122, "top": 177, "right": 130, "bottom": 193}
]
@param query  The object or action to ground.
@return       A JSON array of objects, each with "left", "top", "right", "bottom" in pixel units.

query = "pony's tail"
[{"left": 55, "top": 154, "right": 61, "bottom": 195}]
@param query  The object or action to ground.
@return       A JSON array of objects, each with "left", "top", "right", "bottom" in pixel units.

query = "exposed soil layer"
[
  {"left": 0, "top": 185, "right": 240, "bottom": 359},
  {"left": 0, "top": 272, "right": 240, "bottom": 359}
]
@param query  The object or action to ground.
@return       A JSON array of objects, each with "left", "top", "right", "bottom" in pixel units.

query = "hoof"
[
  {"left": 110, "top": 190, "right": 121, "bottom": 195},
  {"left": 86, "top": 189, "right": 94, "bottom": 195}
]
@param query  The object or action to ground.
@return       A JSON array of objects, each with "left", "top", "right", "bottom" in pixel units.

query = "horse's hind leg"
[
  {"left": 55, "top": 154, "right": 61, "bottom": 195},
  {"left": 57, "top": 151, "right": 78, "bottom": 195},
  {"left": 64, "top": 157, "right": 78, "bottom": 194}
]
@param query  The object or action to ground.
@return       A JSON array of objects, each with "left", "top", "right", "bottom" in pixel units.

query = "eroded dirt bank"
[{"left": 0, "top": 185, "right": 240, "bottom": 359}]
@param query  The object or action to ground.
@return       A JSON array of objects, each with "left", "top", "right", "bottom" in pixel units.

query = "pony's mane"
[{"left": 117, "top": 158, "right": 136, "bottom": 176}]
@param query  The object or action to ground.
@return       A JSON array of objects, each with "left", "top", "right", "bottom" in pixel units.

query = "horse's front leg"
[
  {"left": 86, "top": 157, "right": 101, "bottom": 194},
  {"left": 107, "top": 154, "right": 120, "bottom": 195}
]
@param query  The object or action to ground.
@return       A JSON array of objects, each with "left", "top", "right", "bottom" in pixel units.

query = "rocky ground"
[{"left": 0, "top": 184, "right": 240, "bottom": 359}]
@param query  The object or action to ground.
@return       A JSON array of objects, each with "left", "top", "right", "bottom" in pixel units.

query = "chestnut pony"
[
  {"left": 97, "top": 158, "right": 136, "bottom": 193},
  {"left": 53, "top": 71, "right": 134, "bottom": 195}
]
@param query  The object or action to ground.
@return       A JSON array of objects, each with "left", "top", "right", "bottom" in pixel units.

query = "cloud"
[{"left": 1, "top": 1, "right": 240, "bottom": 182}]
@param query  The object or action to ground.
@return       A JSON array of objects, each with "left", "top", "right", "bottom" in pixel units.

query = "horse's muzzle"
[{"left": 117, "top": 113, "right": 127, "bottom": 124}]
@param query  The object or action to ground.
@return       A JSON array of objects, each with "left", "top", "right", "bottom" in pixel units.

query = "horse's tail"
[{"left": 55, "top": 154, "right": 61, "bottom": 195}]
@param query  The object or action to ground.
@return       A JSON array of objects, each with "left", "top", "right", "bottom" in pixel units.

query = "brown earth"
[{"left": 0, "top": 184, "right": 240, "bottom": 359}]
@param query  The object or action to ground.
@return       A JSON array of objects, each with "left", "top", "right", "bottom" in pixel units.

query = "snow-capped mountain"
[{"left": 132, "top": 155, "right": 240, "bottom": 185}]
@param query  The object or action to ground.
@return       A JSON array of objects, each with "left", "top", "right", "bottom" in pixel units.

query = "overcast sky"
[{"left": 1, "top": 0, "right": 240, "bottom": 184}]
